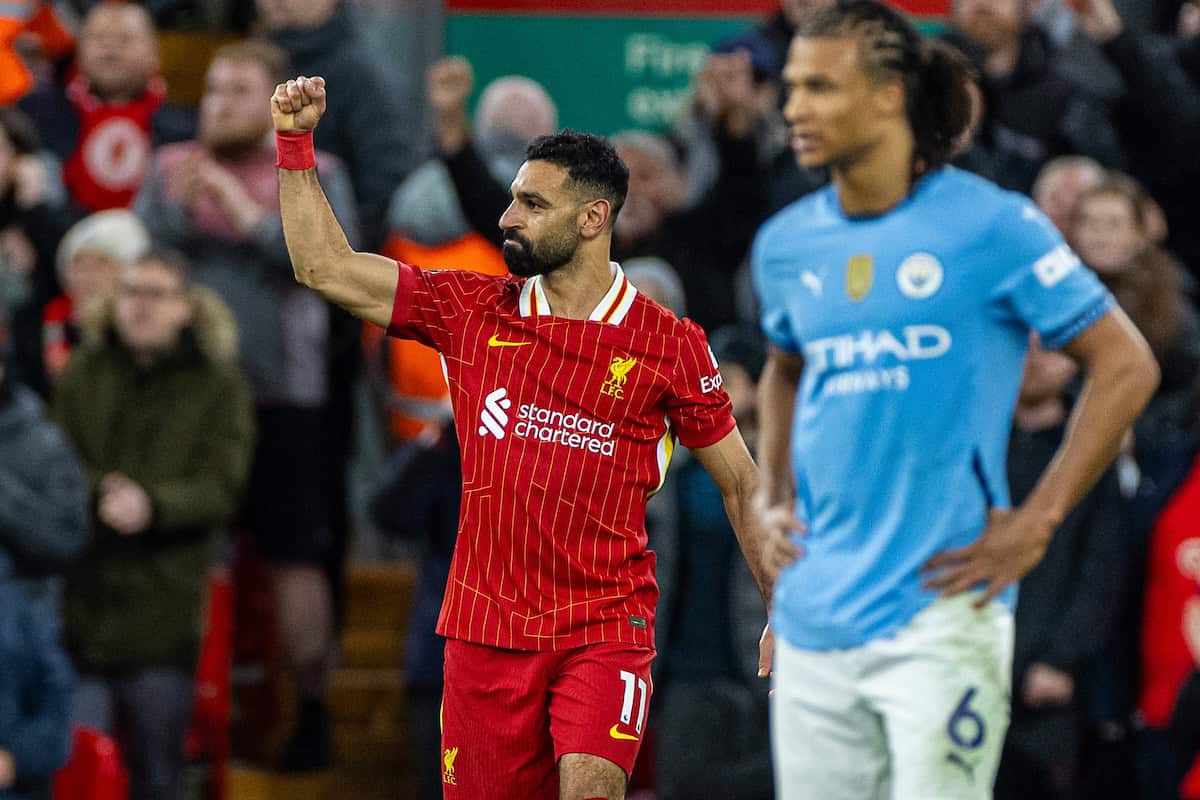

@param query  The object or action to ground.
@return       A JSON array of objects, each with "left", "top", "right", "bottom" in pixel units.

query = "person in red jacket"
[{"left": 18, "top": 3, "right": 194, "bottom": 216}]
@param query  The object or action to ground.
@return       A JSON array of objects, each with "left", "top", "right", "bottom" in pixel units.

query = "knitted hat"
[{"left": 55, "top": 209, "right": 150, "bottom": 286}]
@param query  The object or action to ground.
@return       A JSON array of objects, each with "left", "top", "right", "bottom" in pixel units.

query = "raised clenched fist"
[{"left": 271, "top": 75, "right": 327, "bottom": 132}]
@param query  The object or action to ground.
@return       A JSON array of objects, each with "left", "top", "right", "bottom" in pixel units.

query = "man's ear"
[
  {"left": 579, "top": 198, "right": 613, "bottom": 239},
  {"left": 873, "top": 79, "right": 905, "bottom": 119}
]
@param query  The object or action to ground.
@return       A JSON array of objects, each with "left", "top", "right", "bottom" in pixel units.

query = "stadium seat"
[{"left": 53, "top": 726, "right": 128, "bottom": 800}]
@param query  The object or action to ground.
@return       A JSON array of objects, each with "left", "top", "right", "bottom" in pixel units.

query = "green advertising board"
[
  {"left": 445, "top": 0, "right": 947, "bottom": 136},
  {"left": 445, "top": 14, "right": 759, "bottom": 135}
]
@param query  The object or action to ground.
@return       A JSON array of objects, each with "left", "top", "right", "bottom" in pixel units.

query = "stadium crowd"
[{"left": 0, "top": 0, "right": 1198, "bottom": 798}]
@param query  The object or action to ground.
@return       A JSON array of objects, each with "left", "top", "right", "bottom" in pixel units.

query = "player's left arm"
[
  {"left": 925, "top": 307, "right": 1158, "bottom": 606},
  {"left": 691, "top": 429, "right": 792, "bottom": 607}
]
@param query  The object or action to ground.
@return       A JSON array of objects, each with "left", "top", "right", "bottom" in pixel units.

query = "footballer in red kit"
[{"left": 273, "top": 74, "right": 794, "bottom": 800}]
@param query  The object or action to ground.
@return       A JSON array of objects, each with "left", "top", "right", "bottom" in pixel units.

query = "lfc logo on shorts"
[
  {"left": 442, "top": 746, "right": 459, "bottom": 785},
  {"left": 601, "top": 356, "right": 638, "bottom": 399},
  {"left": 845, "top": 254, "right": 874, "bottom": 302}
]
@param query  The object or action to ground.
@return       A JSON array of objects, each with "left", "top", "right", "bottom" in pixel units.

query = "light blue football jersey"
[{"left": 752, "top": 167, "right": 1114, "bottom": 651}]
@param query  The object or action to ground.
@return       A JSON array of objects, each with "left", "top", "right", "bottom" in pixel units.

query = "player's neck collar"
[{"left": 518, "top": 261, "right": 637, "bottom": 325}]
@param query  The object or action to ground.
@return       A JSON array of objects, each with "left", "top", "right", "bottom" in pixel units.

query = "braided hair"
[{"left": 796, "top": 0, "right": 976, "bottom": 175}]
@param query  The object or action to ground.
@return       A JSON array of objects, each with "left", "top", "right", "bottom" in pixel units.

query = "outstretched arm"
[{"left": 273, "top": 75, "right": 397, "bottom": 328}]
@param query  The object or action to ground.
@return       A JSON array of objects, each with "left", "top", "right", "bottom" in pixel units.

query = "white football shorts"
[{"left": 771, "top": 592, "right": 1014, "bottom": 800}]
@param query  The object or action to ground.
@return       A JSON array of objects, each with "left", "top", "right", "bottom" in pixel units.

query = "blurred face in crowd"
[
  {"left": 78, "top": 4, "right": 158, "bottom": 102},
  {"left": 114, "top": 259, "right": 192, "bottom": 357},
  {"left": 255, "top": 0, "right": 338, "bottom": 30},
  {"left": 1019, "top": 335, "right": 1078, "bottom": 406},
  {"left": 783, "top": 36, "right": 900, "bottom": 171},
  {"left": 613, "top": 141, "right": 684, "bottom": 244},
  {"left": 1033, "top": 161, "right": 1103, "bottom": 236},
  {"left": 1072, "top": 192, "right": 1146, "bottom": 276},
  {"left": 65, "top": 250, "right": 122, "bottom": 315},
  {"left": 497, "top": 161, "right": 587, "bottom": 278},
  {"left": 952, "top": 0, "right": 1024, "bottom": 52},
  {"left": 200, "top": 58, "right": 275, "bottom": 155},
  {"left": 475, "top": 78, "right": 558, "bottom": 155}
]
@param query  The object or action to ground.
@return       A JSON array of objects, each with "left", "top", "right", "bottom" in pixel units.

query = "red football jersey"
[{"left": 388, "top": 260, "right": 735, "bottom": 651}]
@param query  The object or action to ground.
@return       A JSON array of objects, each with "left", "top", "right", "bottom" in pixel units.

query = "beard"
[{"left": 502, "top": 225, "right": 580, "bottom": 278}]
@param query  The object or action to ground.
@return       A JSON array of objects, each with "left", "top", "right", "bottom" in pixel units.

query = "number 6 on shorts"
[{"left": 946, "top": 686, "right": 986, "bottom": 750}]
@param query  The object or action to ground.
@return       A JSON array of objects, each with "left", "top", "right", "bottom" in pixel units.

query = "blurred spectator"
[
  {"left": 259, "top": 0, "right": 410, "bottom": 658},
  {"left": 52, "top": 247, "right": 254, "bottom": 800},
  {"left": 432, "top": 53, "right": 770, "bottom": 331},
  {"left": 623, "top": 256, "right": 687, "bottom": 319},
  {"left": 683, "top": 30, "right": 827, "bottom": 216},
  {"left": 942, "top": 0, "right": 1123, "bottom": 192},
  {"left": 1070, "top": 172, "right": 1200, "bottom": 800},
  {"left": 995, "top": 337, "right": 1123, "bottom": 800},
  {"left": 0, "top": 577, "right": 74, "bottom": 800},
  {"left": 1032, "top": 155, "right": 1104, "bottom": 236},
  {"left": 1071, "top": 172, "right": 1200, "bottom": 448},
  {"left": 258, "top": 0, "right": 417, "bottom": 249},
  {"left": 18, "top": 2, "right": 194, "bottom": 215},
  {"left": 1074, "top": 0, "right": 1200, "bottom": 285},
  {"left": 0, "top": 301, "right": 87, "bottom": 800},
  {"left": 390, "top": 70, "right": 555, "bottom": 256},
  {"left": 366, "top": 68, "right": 554, "bottom": 443},
  {"left": 0, "top": 305, "right": 89, "bottom": 607},
  {"left": 133, "top": 38, "right": 357, "bottom": 771},
  {"left": 0, "top": 306, "right": 90, "bottom": 611},
  {"left": 719, "top": 0, "right": 832, "bottom": 86},
  {"left": 654, "top": 323, "right": 772, "bottom": 800},
  {"left": 44, "top": 209, "right": 149, "bottom": 385},
  {"left": 1135, "top": 455, "right": 1200, "bottom": 800},
  {"left": 368, "top": 421, "right": 461, "bottom": 800},
  {"left": 0, "top": 106, "right": 72, "bottom": 396},
  {"left": 0, "top": 1, "right": 76, "bottom": 104}
]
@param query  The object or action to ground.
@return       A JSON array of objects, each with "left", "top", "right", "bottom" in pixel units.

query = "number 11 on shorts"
[{"left": 617, "top": 670, "right": 648, "bottom": 737}]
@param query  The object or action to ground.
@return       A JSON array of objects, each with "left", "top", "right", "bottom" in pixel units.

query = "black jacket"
[{"left": 943, "top": 27, "right": 1124, "bottom": 192}]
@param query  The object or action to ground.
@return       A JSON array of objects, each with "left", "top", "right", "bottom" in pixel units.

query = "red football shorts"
[{"left": 439, "top": 638, "right": 655, "bottom": 799}]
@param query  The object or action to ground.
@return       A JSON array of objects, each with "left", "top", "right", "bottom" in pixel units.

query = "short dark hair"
[
  {"left": 797, "top": 0, "right": 976, "bottom": 174},
  {"left": 133, "top": 245, "right": 191, "bottom": 287},
  {"left": 524, "top": 130, "right": 629, "bottom": 226}
]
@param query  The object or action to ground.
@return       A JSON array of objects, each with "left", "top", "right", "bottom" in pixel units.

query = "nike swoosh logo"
[
  {"left": 488, "top": 334, "right": 531, "bottom": 348},
  {"left": 608, "top": 724, "right": 639, "bottom": 742}
]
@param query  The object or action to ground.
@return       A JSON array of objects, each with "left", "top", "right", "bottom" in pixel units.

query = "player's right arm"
[
  {"left": 757, "top": 347, "right": 804, "bottom": 508},
  {"left": 755, "top": 348, "right": 807, "bottom": 566},
  {"left": 272, "top": 76, "right": 398, "bottom": 328},
  {"left": 752, "top": 347, "right": 806, "bottom": 679}
]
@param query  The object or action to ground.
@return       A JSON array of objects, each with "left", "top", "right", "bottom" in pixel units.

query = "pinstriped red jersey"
[{"left": 388, "top": 260, "right": 735, "bottom": 651}]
